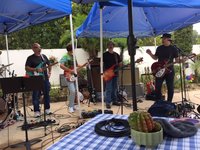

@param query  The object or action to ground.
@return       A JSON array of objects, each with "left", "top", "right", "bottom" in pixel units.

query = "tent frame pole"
[
  {"left": 100, "top": 7, "right": 104, "bottom": 114},
  {"left": 127, "top": 0, "right": 138, "bottom": 111},
  {"left": 69, "top": 14, "right": 81, "bottom": 117}
]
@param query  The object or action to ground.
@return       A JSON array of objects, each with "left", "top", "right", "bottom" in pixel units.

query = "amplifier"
[
  {"left": 123, "top": 83, "right": 144, "bottom": 98},
  {"left": 118, "top": 67, "right": 140, "bottom": 84}
]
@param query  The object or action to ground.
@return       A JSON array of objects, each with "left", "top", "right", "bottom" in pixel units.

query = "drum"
[{"left": 0, "top": 97, "right": 9, "bottom": 124}]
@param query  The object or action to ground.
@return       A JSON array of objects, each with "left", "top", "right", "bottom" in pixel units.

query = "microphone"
[{"left": 173, "top": 44, "right": 181, "bottom": 52}]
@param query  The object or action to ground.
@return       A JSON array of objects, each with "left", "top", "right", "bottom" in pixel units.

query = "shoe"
[
  {"left": 69, "top": 107, "right": 74, "bottom": 113},
  {"left": 106, "top": 103, "right": 111, "bottom": 109},
  {"left": 34, "top": 111, "right": 41, "bottom": 118},
  {"left": 112, "top": 101, "right": 120, "bottom": 106},
  {"left": 45, "top": 109, "right": 52, "bottom": 115}
]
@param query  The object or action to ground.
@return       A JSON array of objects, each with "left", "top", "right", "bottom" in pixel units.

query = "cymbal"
[{"left": 0, "top": 63, "right": 13, "bottom": 70}]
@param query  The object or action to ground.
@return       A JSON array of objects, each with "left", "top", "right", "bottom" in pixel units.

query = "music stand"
[{"left": 0, "top": 76, "right": 44, "bottom": 150}]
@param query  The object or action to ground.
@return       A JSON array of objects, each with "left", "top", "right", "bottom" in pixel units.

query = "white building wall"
[{"left": 0, "top": 45, "right": 198, "bottom": 86}]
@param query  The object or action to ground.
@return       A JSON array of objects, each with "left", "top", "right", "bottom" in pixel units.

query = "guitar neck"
[
  {"left": 42, "top": 62, "right": 58, "bottom": 70},
  {"left": 165, "top": 62, "right": 176, "bottom": 68}
]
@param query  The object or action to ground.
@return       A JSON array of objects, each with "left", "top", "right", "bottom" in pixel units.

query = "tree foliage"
[{"left": 174, "top": 26, "right": 193, "bottom": 54}]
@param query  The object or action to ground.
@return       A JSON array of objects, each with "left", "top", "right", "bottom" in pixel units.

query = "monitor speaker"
[
  {"left": 118, "top": 67, "right": 139, "bottom": 85},
  {"left": 123, "top": 83, "right": 144, "bottom": 98}
]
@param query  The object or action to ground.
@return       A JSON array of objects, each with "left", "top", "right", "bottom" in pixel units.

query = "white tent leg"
[
  {"left": 100, "top": 8, "right": 104, "bottom": 114},
  {"left": 5, "top": 34, "right": 10, "bottom": 77},
  {"left": 69, "top": 14, "right": 81, "bottom": 118}
]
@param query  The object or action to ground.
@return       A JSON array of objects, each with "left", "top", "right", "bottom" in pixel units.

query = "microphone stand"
[{"left": 173, "top": 45, "right": 195, "bottom": 117}]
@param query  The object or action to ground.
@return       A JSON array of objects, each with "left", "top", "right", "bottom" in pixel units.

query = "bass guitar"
[
  {"left": 103, "top": 57, "right": 143, "bottom": 82},
  {"left": 151, "top": 53, "right": 196, "bottom": 78},
  {"left": 64, "top": 59, "right": 93, "bottom": 82},
  {"left": 26, "top": 62, "right": 58, "bottom": 76}
]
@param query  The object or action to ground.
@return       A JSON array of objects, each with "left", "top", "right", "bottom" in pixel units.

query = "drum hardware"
[
  {"left": 0, "top": 76, "right": 44, "bottom": 149},
  {"left": 0, "top": 63, "right": 14, "bottom": 77},
  {"left": 0, "top": 93, "right": 23, "bottom": 128}
]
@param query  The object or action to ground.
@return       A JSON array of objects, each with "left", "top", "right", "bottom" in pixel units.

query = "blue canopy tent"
[
  {"left": 74, "top": 0, "right": 200, "bottom": 111},
  {"left": 0, "top": 0, "right": 72, "bottom": 69},
  {"left": 76, "top": 4, "right": 200, "bottom": 38},
  {"left": 0, "top": 0, "right": 73, "bottom": 148}
]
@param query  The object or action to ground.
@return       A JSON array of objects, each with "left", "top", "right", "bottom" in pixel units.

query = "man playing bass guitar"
[{"left": 146, "top": 33, "right": 179, "bottom": 102}]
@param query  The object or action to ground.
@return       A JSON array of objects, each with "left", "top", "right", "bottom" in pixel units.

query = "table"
[{"left": 47, "top": 114, "right": 200, "bottom": 150}]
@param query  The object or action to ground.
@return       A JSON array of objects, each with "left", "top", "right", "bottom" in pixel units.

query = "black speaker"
[
  {"left": 123, "top": 83, "right": 144, "bottom": 98},
  {"left": 118, "top": 67, "right": 140, "bottom": 85},
  {"left": 87, "top": 58, "right": 102, "bottom": 92}
]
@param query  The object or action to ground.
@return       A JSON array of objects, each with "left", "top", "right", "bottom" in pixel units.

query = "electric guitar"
[
  {"left": 151, "top": 53, "right": 196, "bottom": 78},
  {"left": 64, "top": 59, "right": 93, "bottom": 82},
  {"left": 103, "top": 57, "right": 143, "bottom": 82},
  {"left": 145, "top": 67, "right": 155, "bottom": 94},
  {"left": 26, "top": 62, "right": 58, "bottom": 76}
]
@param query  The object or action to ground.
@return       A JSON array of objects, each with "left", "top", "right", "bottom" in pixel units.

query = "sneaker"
[
  {"left": 34, "top": 111, "right": 41, "bottom": 118},
  {"left": 69, "top": 107, "right": 74, "bottom": 113},
  {"left": 45, "top": 109, "right": 52, "bottom": 115},
  {"left": 106, "top": 103, "right": 111, "bottom": 109}
]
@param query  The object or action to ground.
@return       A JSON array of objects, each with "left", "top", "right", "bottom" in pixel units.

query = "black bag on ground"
[{"left": 148, "top": 100, "right": 177, "bottom": 117}]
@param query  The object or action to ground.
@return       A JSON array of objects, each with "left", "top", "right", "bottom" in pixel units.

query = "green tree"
[
  {"left": 0, "top": 18, "right": 66, "bottom": 50},
  {"left": 174, "top": 26, "right": 193, "bottom": 54}
]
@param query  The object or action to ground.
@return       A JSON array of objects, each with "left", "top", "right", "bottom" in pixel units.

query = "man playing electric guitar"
[
  {"left": 60, "top": 43, "right": 87, "bottom": 113},
  {"left": 146, "top": 33, "right": 181, "bottom": 102},
  {"left": 25, "top": 43, "right": 52, "bottom": 117},
  {"left": 103, "top": 57, "right": 143, "bottom": 82},
  {"left": 103, "top": 41, "right": 122, "bottom": 109}
]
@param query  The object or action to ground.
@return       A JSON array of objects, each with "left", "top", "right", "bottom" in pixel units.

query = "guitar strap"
[
  {"left": 114, "top": 52, "right": 118, "bottom": 65},
  {"left": 114, "top": 52, "right": 119, "bottom": 75},
  {"left": 40, "top": 54, "right": 48, "bottom": 78}
]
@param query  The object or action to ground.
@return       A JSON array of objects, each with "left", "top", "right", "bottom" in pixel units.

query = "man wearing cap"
[{"left": 146, "top": 33, "right": 179, "bottom": 102}]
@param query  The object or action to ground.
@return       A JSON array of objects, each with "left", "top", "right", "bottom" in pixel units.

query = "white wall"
[
  {"left": 0, "top": 48, "right": 89, "bottom": 86},
  {"left": 0, "top": 45, "right": 198, "bottom": 86}
]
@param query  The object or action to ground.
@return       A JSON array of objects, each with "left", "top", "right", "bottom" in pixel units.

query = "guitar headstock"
[
  {"left": 88, "top": 58, "right": 94, "bottom": 63},
  {"left": 135, "top": 57, "right": 143, "bottom": 63}
]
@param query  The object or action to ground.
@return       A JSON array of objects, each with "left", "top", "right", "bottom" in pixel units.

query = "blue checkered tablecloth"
[{"left": 47, "top": 114, "right": 200, "bottom": 150}]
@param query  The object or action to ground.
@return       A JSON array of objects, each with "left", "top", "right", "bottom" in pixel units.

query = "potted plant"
[{"left": 128, "top": 111, "right": 163, "bottom": 148}]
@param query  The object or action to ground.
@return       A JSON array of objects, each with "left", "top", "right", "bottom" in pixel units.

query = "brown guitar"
[
  {"left": 103, "top": 57, "right": 143, "bottom": 82},
  {"left": 64, "top": 59, "right": 93, "bottom": 82},
  {"left": 151, "top": 53, "right": 196, "bottom": 78}
]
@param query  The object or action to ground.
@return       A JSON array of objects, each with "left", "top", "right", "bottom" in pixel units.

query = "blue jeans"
[
  {"left": 155, "top": 71, "right": 175, "bottom": 102},
  {"left": 65, "top": 79, "right": 76, "bottom": 108},
  {"left": 32, "top": 79, "right": 51, "bottom": 112},
  {"left": 105, "top": 76, "right": 118, "bottom": 104}
]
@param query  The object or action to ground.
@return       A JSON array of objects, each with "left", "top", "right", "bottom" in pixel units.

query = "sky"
[{"left": 193, "top": 23, "right": 200, "bottom": 33}]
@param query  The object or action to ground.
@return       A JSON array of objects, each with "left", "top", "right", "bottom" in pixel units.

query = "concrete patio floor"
[{"left": 0, "top": 89, "right": 200, "bottom": 150}]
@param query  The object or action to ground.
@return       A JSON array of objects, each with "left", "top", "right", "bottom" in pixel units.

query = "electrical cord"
[{"left": 95, "top": 118, "right": 130, "bottom": 137}]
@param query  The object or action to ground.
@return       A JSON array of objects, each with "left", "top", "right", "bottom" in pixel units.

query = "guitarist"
[
  {"left": 60, "top": 43, "right": 80, "bottom": 113},
  {"left": 25, "top": 43, "right": 52, "bottom": 117},
  {"left": 146, "top": 33, "right": 179, "bottom": 102},
  {"left": 103, "top": 41, "right": 122, "bottom": 109}
]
